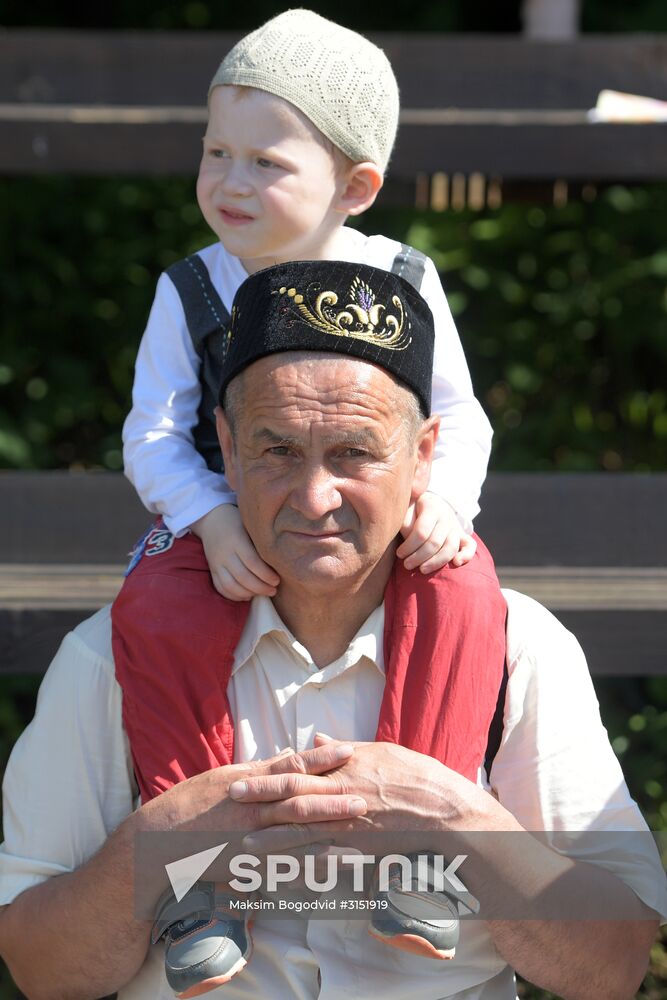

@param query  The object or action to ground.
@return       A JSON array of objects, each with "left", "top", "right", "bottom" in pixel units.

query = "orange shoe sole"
[{"left": 368, "top": 927, "right": 456, "bottom": 961}]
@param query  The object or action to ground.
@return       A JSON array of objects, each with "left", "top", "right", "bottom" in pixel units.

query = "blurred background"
[{"left": 1, "top": 1, "right": 666, "bottom": 997}]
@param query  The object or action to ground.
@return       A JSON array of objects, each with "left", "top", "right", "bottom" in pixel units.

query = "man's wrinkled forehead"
[{"left": 236, "top": 352, "right": 401, "bottom": 421}]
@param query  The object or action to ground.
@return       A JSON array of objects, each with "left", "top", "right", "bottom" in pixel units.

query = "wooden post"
[{"left": 522, "top": 0, "right": 581, "bottom": 39}]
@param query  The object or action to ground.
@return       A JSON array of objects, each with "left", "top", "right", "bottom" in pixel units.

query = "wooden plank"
[
  {"left": 2, "top": 563, "right": 664, "bottom": 613},
  {"left": 0, "top": 104, "right": 596, "bottom": 125},
  {"left": 400, "top": 122, "right": 667, "bottom": 180},
  {"left": 0, "top": 30, "right": 220, "bottom": 107},
  {"left": 2, "top": 117, "right": 666, "bottom": 180},
  {"left": 556, "top": 610, "right": 667, "bottom": 677},
  {"left": 2, "top": 31, "right": 666, "bottom": 110},
  {"left": 0, "top": 565, "right": 125, "bottom": 610},
  {"left": 380, "top": 35, "right": 667, "bottom": 109},
  {"left": 0, "top": 31, "right": 665, "bottom": 180},
  {"left": 3, "top": 564, "right": 667, "bottom": 613},
  {"left": 0, "top": 471, "right": 149, "bottom": 564},
  {"left": 475, "top": 473, "right": 667, "bottom": 568},
  {"left": 2, "top": 472, "right": 665, "bottom": 677},
  {"left": 0, "top": 119, "right": 201, "bottom": 175},
  {"left": 3, "top": 471, "right": 666, "bottom": 567},
  {"left": 499, "top": 567, "right": 667, "bottom": 611},
  {"left": 0, "top": 609, "right": 82, "bottom": 675}
]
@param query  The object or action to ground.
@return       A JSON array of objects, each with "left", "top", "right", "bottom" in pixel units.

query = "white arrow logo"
[{"left": 165, "top": 843, "right": 228, "bottom": 902}]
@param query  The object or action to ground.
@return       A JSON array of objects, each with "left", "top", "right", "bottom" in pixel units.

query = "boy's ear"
[{"left": 336, "top": 162, "right": 384, "bottom": 216}]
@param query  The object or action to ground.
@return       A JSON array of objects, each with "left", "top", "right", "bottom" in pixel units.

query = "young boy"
[
  {"left": 113, "top": 9, "right": 498, "bottom": 998},
  {"left": 123, "top": 11, "right": 492, "bottom": 597}
]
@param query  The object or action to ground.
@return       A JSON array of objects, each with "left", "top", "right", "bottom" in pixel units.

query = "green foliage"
[
  {"left": 363, "top": 187, "right": 667, "bottom": 473},
  {"left": 0, "top": 176, "right": 211, "bottom": 470},
  {"left": 597, "top": 677, "right": 667, "bottom": 832},
  {"left": 582, "top": 0, "right": 667, "bottom": 32}
]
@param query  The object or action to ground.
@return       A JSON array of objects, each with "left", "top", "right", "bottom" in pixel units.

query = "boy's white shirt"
[{"left": 122, "top": 230, "right": 493, "bottom": 537}]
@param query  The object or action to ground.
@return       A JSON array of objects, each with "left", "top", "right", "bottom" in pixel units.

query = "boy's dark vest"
[{"left": 112, "top": 244, "right": 507, "bottom": 803}]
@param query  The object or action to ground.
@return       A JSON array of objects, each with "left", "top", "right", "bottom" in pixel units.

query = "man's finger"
[
  {"left": 243, "top": 817, "right": 361, "bottom": 854},
  {"left": 243, "top": 824, "right": 319, "bottom": 854},
  {"left": 253, "top": 747, "right": 295, "bottom": 768},
  {"left": 264, "top": 742, "right": 354, "bottom": 777},
  {"left": 269, "top": 793, "right": 366, "bottom": 824},
  {"left": 253, "top": 794, "right": 366, "bottom": 838},
  {"left": 230, "top": 772, "right": 340, "bottom": 802}
]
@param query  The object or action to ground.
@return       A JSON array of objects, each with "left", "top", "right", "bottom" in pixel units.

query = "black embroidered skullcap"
[{"left": 218, "top": 260, "right": 435, "bottom": 416}]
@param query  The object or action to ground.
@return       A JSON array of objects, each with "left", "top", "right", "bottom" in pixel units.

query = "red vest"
[{"left": 112, "top": 531, "right": 506, "bottom": 803}]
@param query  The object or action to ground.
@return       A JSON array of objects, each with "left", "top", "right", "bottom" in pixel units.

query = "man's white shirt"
[{"left": 1, "top": 590, "right": 665, "bottom": 1000}]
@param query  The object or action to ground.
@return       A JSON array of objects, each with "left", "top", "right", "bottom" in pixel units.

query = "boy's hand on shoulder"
[
  {"left": 190, "top": 504, "right": 281, "bottom": 600},
  {"left": 396, "top": 492, "right": 477, "bottom": 573}
]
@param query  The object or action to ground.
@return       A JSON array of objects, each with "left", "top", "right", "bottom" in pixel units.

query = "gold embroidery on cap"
[{"left": 275, "top": 277, "right": 411, "bottom": 350}]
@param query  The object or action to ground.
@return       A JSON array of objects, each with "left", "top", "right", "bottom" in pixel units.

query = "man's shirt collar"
[{"left": 232, "top": 595, "right": 385, "bottom": 679}]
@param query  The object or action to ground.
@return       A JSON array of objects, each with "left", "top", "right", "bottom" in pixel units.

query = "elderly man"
[{"left": 0, "top": 260, "right": 664, "bottom": 1000}]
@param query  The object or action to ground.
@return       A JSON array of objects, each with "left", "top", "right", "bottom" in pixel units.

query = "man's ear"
[
  {"left": 215, "top": 406, "right": 238, "bottom": 490},
  {"left": 336, "top": 162, "right": 384, "bottom": 217},
  {"left": 410, "top": 415, "right": 440, "bottom": 501}
]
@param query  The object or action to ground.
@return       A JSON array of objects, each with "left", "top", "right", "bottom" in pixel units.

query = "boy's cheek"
[
  {"left": 196, "top": 166, "right": 210, "bottom": 193},
  {"left": 195, "top": 173, "right": 214, "bottom": 214}
]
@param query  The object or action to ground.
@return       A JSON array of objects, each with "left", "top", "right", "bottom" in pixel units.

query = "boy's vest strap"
[
  {"left": 390, "top": 244, "right": 427, "bottom": 292},
  {"left": 166, "top": 254, "right": 231, "bottom": 474}
]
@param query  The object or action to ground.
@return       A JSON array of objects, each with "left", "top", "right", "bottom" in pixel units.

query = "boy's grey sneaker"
[
  {"left": 368, "top": 853, "right": 479, "bottom": 960},
  {"left": 152, "top": 881, "right": 253, "bottom": 998}
]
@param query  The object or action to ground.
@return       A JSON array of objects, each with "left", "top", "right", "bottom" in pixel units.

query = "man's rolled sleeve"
[{"left": 0, "top": 607, "right": 136, "bottom": 905}]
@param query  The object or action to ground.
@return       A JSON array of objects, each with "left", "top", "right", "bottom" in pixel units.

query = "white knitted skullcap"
[{"left": 209, "top": 9, "right": 399, "bottom": 172}]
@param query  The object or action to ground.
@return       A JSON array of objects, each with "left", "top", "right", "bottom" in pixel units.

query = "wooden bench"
[
  {"left": 1, "top": 471, "right": 665, "bottom": 676},
  {"left": 1, "top": 31, "right": 666, "bottom": 207}
]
